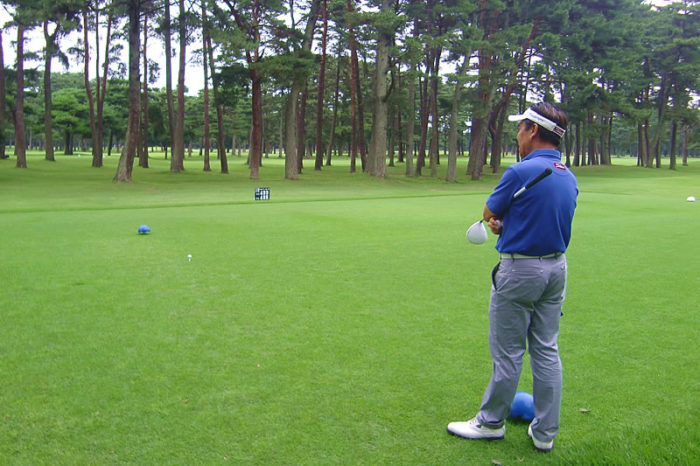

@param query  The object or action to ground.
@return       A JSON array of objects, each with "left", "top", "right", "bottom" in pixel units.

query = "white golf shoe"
[
  {"left": 447, "top": 417, "right": 505, "bottom": 440},
  {"left": 528, "top": 424, "right": 554, "bottom": 451}
]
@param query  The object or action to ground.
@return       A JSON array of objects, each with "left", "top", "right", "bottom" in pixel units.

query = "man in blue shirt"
[{"left": 448, "top": 103, "right": 578, "bottom": 452}]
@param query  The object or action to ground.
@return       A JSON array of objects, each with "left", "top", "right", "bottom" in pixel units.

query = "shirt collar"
[{"left": 522, "top": 148, "right": 561, "bottom": 161}]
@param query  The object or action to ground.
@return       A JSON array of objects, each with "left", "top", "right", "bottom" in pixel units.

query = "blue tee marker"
[
  {"left": 138, "top": 225, "right": 151, "bottom": 234},
  {"left": 510, "top": 392, "right": 535, "bottom": 421}
]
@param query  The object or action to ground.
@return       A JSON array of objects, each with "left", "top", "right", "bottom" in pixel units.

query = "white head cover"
[
  {"left": 466, "top": 220, "right": 488, "bottom": 244},
  {"left": 508, "top": 107, "right": 566, "bottom": 137}
]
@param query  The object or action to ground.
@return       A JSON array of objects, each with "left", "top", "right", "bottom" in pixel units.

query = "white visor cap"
[{"left": 508, "top": 108, "right": 566, "bottom": 137}]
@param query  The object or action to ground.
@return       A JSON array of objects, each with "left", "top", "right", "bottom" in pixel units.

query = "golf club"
[
  {"left": 513, "top": 167, "right": 553, "bottom": 199},
  {"left": 466, "top": 167, "right": 553, "bottom": 242}
]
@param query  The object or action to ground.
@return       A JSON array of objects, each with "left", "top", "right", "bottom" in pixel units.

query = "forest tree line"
[{"left": 1, "top": 0, "right": 698, "bottom": 182}]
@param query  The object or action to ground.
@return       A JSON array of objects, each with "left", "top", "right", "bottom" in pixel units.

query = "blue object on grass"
[
  {"left": 138, "top": 225, "right": 151, "bottom": 234},
  {"left": 510, "top": 392, "right": 535, "bottom": 421}
]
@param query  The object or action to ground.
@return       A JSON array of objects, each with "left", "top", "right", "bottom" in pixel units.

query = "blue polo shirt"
[{"left": 486, "top": 149, "right": 578, "bottom": 256}]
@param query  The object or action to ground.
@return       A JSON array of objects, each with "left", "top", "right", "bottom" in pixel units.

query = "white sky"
[
  {"left": 1, "top": 0, "right": 673, "bottom": 97},
  {"left": 0, "top": 6, "right": 205, "bottom": 95}
]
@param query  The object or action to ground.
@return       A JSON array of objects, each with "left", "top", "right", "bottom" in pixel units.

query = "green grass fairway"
[{"left": 1, "top": 153, "right": 698, "bottom": 464}]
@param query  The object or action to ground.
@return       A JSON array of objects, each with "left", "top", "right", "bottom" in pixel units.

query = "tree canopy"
[{"left": 1, "top": 0, "right": 698, "bottom": 180}]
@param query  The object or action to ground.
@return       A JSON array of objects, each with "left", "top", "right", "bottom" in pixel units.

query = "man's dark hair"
[{"left": 523, "top": 102, "right": 568, "bottom": 148}]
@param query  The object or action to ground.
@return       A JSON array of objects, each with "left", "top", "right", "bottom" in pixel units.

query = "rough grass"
[{"left": 0, "top": 153, "right": 698, "bottom": 464}]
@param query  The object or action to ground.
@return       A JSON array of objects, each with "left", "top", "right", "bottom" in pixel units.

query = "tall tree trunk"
[
  {"left": 325, "top": 52, "right": 341, "bottom": 167},
  {"left": 284, "top": 83, "right": 300, "bottom": 178},
  {"left": 15, "top": 24, "right": 27, "bottom": 168},
  {"left": 636, "top": 122, "right": 644, "bottom": 166},
  {"left": 314, "top": 0, "right": 328, "bottom": 171},
  {"left": 561, "top": 81, "right": 572, "bottom": 167},
  {"left": 171, "top": 0, "right": 186, "bottom": 172},
  {"left": 83, "top": 8, "right": 99, "bottom": 166},
  {"left": 282, "top": 2, "right": 299, "bottom": 172},
  {"left": 64, "top": 131, "right": 71, "bottom": 155},
  {"left": 227, "top": 0, "right": 264, "bottom": 179},
  {"left": 296, "top": 85, "right": 308, "bottom": 173},
  {"left": 348, "top": 58, "right": 357, "bottom": 172},
  {"left": 0, "top": 28, "right": 6, "bottom": 160},
  {"left": 354, "top": 25, "right": 367, "bottom": 169},
  {"left": 405, "top": 38, "right": 417, "bottom": 177},
  {"left": 600, "top": 113, "right": 611, "bottom": 165},
  {"left": 489, "top": 40, "right": 536, "bottom": 172},
  {"left": 643, "top": 119, "right": 651, "bottom": 168},
  {"left": 468, "top": 8, "right": 535, "bottom": 179},
  {"left": 201, "top": 0, "right": 211, "bottom": 172},
  {"left": 164, "top": 0, "right": 175, "bottom": 160},
  {"left": 405, "top": 73, "right": 415, "bottom": 176},
  {"left": 446, "top": 57, "right": 469, "bottom": 182},
  {"left": 94, "top": 12, "right": 113, "bottom": 167},
  {"left": 114, "top": 0, "right": 141, "bottom": 182},
  {"left": 681, "top": 123, "right": 688, "bottom": 166},
  {"left": 587, "top": 112, "right": 597, "bottom": 165},
  {"left": 367, "top": 0, "right": 391, "bottom": 178},
  {"left": 428, "top": 91, "right": 438, "bottom": 177},
  {"left": 283, "top": 0, "right": 319, "bottom": 179},
  {"left": 468, "top": 39, "right": 493, "bottom": 180},
  {"left": 467, "top": 118, "right": 488, "bottom": 180},
  {"left": 573, "top": 122, "right": 580, "bottom": 167},
  {"left": 204, "top": 16, "right": 227, "bottom": 173},
  {"left": 428, "top": 50, "right": 440, "bottom": 177},
  {"left": 669, "top": 120, "right": 677, "bottom": 170},
  {"left": 604, "top": 112, "right": 615, "bottom": 165},
  {"left": 140, "top": 13, "right": 150, "bottom": 168},
  {"left": 278, "top": 111, "right": 284, "bottom": 158},
  {"left": 395, "top": 74, "right": 403, "bottom": 164},
  {"left": 347, "top": 0, "right": 359, "bottom": 173},
  {"left": 43, "top": 24, "right": 54, "bottom": 162},
  {"left": 488, "top": 107, "right": 506, "bottom": 173},
  {"left": 43, "top": 21, "right": 58, "bottom": 162},
  {"left": 356, "top": 60, "right": 367, "bottom": 171},
  {"left": 388, "top": 107, "right": 396, "bottom": 167},
  {"left": 446, "top": 95, "right": 460, "bottom": 184},
  {"left": 249, "top": 70, "right": 262, "bottom": 179},
  {"left": 651, "top": 76, "right": 669, "bottom": 169},
  {"left": 416, "top": 74, "right": 429, "bottom": 175}
]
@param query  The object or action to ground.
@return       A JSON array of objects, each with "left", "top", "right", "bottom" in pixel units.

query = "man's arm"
[{"left": 483, "top": 204, "right": 503, "bottom": 235}]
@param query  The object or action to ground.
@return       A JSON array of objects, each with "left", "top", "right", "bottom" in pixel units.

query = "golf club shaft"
[
  {"left": 478, "top": 168, "right": 553, "bottom": 231},
  {"left": 512, "top": 167, "right": 553, "bottom": 199}
]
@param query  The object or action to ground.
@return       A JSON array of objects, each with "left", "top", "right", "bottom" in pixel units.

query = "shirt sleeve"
[{"left": 486, "top": 167, "right": 523, "bottom": 217}]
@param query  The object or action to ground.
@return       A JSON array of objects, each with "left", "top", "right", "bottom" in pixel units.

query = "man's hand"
[
  {"left": 483, "top": 204, "right": 503, "bottom": 235},
  {"left": 487, "top": 217, "right": 503, "bottom": 235}
]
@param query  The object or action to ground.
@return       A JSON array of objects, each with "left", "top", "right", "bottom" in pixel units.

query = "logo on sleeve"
[{"left": 553, "top": 161, "right": 567, "bottom": 171}]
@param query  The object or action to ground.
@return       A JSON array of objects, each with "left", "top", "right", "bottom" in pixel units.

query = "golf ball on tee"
[
  {"left": 187, "top": 254, "right": 192, "bottom": 262},
  {"left": 687, "top": 196, "right": 696, "bottom": 202}
]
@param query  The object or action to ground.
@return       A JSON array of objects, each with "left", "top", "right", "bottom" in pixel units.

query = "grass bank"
[{"left": 0, "top": 153, "right": 698, "bottom": 464}]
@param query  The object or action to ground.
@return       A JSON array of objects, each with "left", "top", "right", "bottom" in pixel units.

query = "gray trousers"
[{"left": 476, "top": 255, "right": 567, "bottom": 443}]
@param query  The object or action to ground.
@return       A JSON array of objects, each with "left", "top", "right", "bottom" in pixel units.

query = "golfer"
[{"left": 448, "top": 102, "right": 578, "bottom": 452}]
